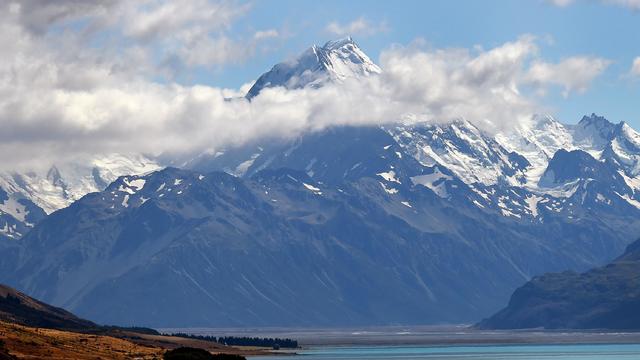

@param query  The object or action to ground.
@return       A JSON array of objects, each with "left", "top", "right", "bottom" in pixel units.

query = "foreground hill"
[
  {"left": 478, "top": 239, "right": 640, "bottom": 330},
  {"left": 0, "top": 320, "right": 162, "bottom": 360},
  {"left": 0, "top": 284, "right": 270, "bottom": 359},
  {"left": 0, "top": 284, "right": 96, "bottom": 331}
]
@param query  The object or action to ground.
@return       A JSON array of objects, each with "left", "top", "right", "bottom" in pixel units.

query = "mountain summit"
[{"left": 246, "top": 37, "right": 381, "bottom": 98}]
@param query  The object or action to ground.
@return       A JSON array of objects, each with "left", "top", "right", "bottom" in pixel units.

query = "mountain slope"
[
  {"left": 477, "top": 238, "right": 640, "bottom": 330},
  {"left": 0, "top": 283, "right": 96, "bottom": 331}
]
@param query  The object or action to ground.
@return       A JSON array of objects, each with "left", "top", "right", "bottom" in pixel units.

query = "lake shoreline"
[{"left": 158, "top": 325, "right": 640, "bottom": 347}]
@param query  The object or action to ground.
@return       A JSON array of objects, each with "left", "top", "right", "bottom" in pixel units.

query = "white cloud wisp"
[{"left": 326, "top": 17, "right": 389, "bottom": 37}]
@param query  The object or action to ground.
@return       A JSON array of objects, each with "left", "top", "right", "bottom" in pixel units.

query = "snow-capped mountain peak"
[
  {"left": 318, "top": 36, "right": 381, "bottom": 77},
  {"left": 246, "top": 36, "right": 380, "bottom": 98},
  {"left": 323, "top": 36, "right": 355, "bottom": 50},
  {"left": 0, "top": 154, "right": 160, "bottom": 214},
  {"left": 577, "top": 113, "right": 617, "bottom": 133},
  {"left": 572, "top": 113, "right": 618, "bottom": 149}
]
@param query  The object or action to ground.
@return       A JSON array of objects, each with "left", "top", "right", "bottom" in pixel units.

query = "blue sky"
[{"left": 210, "top": 0, "right": 640, "bottom": 126}]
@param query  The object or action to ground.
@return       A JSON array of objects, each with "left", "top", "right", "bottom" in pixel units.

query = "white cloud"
[
  {"left": 0, "top": 3, "right": 611, "bottom": 171},
  {"left": 525, "top": 56, "right": 611, "bottom": 97},
  {"left": 254, "top": 29, "right": 279, "bottom": 40},
  {"left": 547, "top": 0, "right": 575, "bottom": 6},
  {"left": 4, "top": 0, "right": 277, "bottom": 81},
  {"left": 326, "top": 17, "right": 388, "bottom": 37},
  {"left": 119, "top": 0, "right": 248, "bottom": 42},
  {"left": 631, "top": 57, "right": 640, "bottom": 77}
]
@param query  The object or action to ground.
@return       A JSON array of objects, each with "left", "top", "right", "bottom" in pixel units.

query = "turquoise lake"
[{"left": 251, "top": 344, "right": 640, "bottom": 359}]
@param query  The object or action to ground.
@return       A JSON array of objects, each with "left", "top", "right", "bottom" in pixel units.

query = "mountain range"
[
  {"left": 1, "top": 38, "right": 640, "bottom": 327},
  {"left": 0, "top": 154, "right": 159, "bottom": 240}
]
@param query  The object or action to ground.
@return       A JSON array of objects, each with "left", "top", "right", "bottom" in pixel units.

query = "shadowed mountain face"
[
  {"left": 538, "top": 149, "right": 621, "bottom": 187},
  {"left": 477, "top": 238, "right": 640, "bottom": 330},
  {"left": 0, "top": 283, "right": 95, "bottom": 331}
]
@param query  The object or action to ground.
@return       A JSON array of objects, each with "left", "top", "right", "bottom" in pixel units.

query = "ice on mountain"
[
  {"left": 619, "top": 193, "right": 640, "bottom": 210},
  {"left": 118, "top": 185, "right": 136, "bottom": 195},
  {"left": 524, "top": 195, "right": 542, "bottom": 217},
  {"left": 234, "top": 153, "right": 261, "bottom": 177},
  {"left": 377, "top": 170, "right": 401, "bottom": 184},
  {"left": 472, "top": 200, "right": 485, "bottom": 208},
  {"left": 125, "top": 178, "right": 146, "bottom": 191},
  {"left": 303, "top": 183, "right": 322, "bottom": 194},
  {"left": 411, "top": 167, "right": 452, "bottom": 198},
  {"left": 379, "top": 182, "right": 399, "bottom": 194},
  {"left": 0, "top": 196, "right": 28, "bottom": 222}
]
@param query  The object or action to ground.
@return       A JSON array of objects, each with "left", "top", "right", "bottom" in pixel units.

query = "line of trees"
[
  {"left": 170, "top": 333, "right": 298, "bottom": 349},
  {"left": 164, "top": 347, "right": 246, "bottom": 360}
]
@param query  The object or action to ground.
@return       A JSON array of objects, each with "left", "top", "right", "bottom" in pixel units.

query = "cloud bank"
[
  {"left": 0, "top": 2, "right": 610, "bottom": 170},
  {"left": 631, "top": 57, "right": 640, "bottom": 77},
  {"left": 526, "top": 57, "right": 611, "bottom": 97}
]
